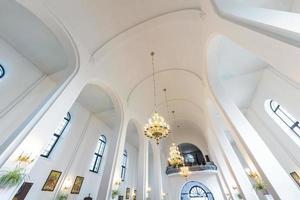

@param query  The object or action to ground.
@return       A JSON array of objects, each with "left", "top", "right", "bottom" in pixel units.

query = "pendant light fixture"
[
  {"left": 179, "top": 165, "right": 191, "bottom": 178},
  {"left": 164, "top": 89, "right": 184, "bottom": 168},
  {"left": 144, "top": 52, "right": 170, "bottom": 144}
]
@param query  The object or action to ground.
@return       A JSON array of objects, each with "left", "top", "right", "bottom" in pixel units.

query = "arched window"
[
  {"left": 90, "top": 135, "right": 107, "bottom": 173},
  {"left": 265, "top": 99, "right": 300, "bottom": 138},
  {"left": 189, "top": 186, "right": 208, "bottom": 199},
  {"left": 121, "top": 150, "right": 127, "bottom": 181},
  {"left": 181, "top": 181, "right": 214, "bottom": 200},
  {"left": 41, "top": 112, "right": 71, "bottom": 158},
  {"left": 0, "top": 64, "right": 5, "bottom": 78}
]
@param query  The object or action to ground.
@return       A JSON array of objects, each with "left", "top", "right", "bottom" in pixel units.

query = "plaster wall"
[
  {"left": 244, "top": 69, "right": 300, "bottom": 174},
  {"left": 25, "top": 102, "right": 113, "bottom": 200},
  {"left": 165, "top": 173, "right": 224, "bottom": 200},
  {"left": 118, "top": 141, "right": 138, "bottom": 199},
  {"left": 0, "top": 37, "right": 57, "bottom": 153}
]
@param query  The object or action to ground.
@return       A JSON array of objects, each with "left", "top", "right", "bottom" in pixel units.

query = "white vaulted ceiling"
[
  {"left": 42, "top": 0, "right": 207, "bottom": 138},
  {"left": 90, "top": 11, "right": 207, "bottom": 135},
  {"left": 77, "top": 84, "right": 117, "bottom": 129},
  {"left": 45, "top": 0, "right": 201, "bottom": 53},
  {"left": 0, "top": 0, "right": 68, "bottom": 76},
  {"left": 215, "top": 36, "right": 268, "bottom": 109}
]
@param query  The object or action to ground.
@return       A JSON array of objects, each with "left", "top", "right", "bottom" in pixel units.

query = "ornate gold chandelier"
[
  {"left": 168, "top": 143, "right": 184, "bottom": 167},
  {"left": 144, "top": 112, "right": 170, "bottom": 144},
  {"left": 144, "top": 52, "right": 170, "bottom": 144},
  {"left": 167, "top": 109, "right": 184, "bottom": 168},
  {"left": 180, "top": 166, "right": 191, "bottom": 178}
]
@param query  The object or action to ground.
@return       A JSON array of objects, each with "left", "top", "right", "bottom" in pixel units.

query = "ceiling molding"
[
  {"left": 127, "top": 68, "right": 204, "bottom": 104},
  {"left": 91, "top": 8, "right": 204, "bottom": 62}
]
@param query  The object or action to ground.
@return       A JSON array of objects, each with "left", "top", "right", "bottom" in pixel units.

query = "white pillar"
[
  {"left": 211, "top": 127, "right": 259, "bottom": 200},
  {"left": 207, "top": 61, "right": 300, "bottom": 199},
  {"left": 137, "top": 138, "right": 148, "bottom": 200},
  {"left": 209, "top": 147, "right": 236, "bottom": 200},
  {"left": 96, "top": 115, "right": 129, "bottom": 200},
  {"left": 152, "top": 143, "right": 163, "bottom": 200},
  {"left": 208, "top": 138, "right": 240, "bottom": 200}
]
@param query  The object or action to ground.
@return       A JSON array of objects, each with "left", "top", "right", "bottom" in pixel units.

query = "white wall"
[
  {"left": 0, "top": 37, "right": 57, "bottom": 154},
  {"left": 244, "top": 68, "right": 300, "bottom": 174},
  {"left": 24, "top": 102, "right": 114, "bottom": 200},
  {"left": 164, "top": 173, "right": 224, "bottom": 200},
  {"left": 224, "top": 0, "right": 293, "bottom": 11},
  {"left": 118, "top": 141, "right": 138, "bottom": 199}
]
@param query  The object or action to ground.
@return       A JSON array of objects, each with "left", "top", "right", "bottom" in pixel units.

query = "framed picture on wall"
[
  {"left": 133, "top": 190, "right": 137, "bottom": 200},
  {"left": 71, "top": 176, "right": 84, "bottom": 194},
  {"left": 42, "top": 170, "right": 62, "bottom": 191},
  {"left": 290, "top": 171, "right": 300, "bottom": 187},
  {"left": 12, "top": 182, "right": 33, "bottom": 200},
  {"left": 118, "top": 196, "right": 124, "bottom": 200},
  {"left": 125, "top": 187, "right": 130, "bottom": 199}
]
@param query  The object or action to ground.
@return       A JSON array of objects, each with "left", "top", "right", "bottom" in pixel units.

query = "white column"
[
  {"left": 207, "top": 62, "right": 300, "bottom": 199},
  {"left": 137, "top": 138, "right": 148, "bottom": 200},
  {"left": 97, "top": 115, "right": 129, "bottom": 200},
  {"left": 152, "top": 143, "right": 163, "bottom": 200},
  {"left": 208, "top": 138, "right": 240, "bottom": 200},
  {"left": 211, "top": 128, "right": 259, "bottom": 200}
]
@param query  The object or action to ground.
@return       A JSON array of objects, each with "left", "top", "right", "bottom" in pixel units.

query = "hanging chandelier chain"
[
  {"left": 163, "top": 88, "right": 174, "bottom": 142},
  {"left": 151, "top": 51, "right": 157, "bottom": 111},
  {"left": 144, "top": 51, "right": 170, "bottom": 145},
  {"left": 172, "top": 110, "right": 178, "bottom": 142}
]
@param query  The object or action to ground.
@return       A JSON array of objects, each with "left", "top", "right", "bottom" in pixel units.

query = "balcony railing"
[{"left": 166, "top": 162, "right": 217, "bottom": 175}]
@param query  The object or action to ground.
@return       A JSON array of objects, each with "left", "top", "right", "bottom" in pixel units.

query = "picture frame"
[
  {"left": 71, "top": 176, "right": 84, "bottom": 194},
  {"left": 118, "top": 196, "right": 124, "bottom": 200},
  {"left": 42, "top": 170, "right": 62, "bottom": 191},
  {"left": 133, "top": 190, "right": 137, "bottom": 200},
  {"left": 126, "top": 187, "right": 130, "bottom": 199},
  {"left": 290, "top": 171, "right": 300, "bottom": 187},
  {"left": 12, "top": 182, "right": 33, "bottom": 200}
]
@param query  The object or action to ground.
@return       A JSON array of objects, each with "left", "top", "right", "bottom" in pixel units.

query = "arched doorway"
[{"left": 180, "top": 181, "right": 214, "bottom": 200}]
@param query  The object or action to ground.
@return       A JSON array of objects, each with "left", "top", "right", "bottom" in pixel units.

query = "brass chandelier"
[
  {"left": 180, "top": 165, "right": 191, "bottom": 178},
  {"left": 164, "top": 87, "right": 184, "bottom": 168},
  {"left": 144, "top": 52, "right": 170, "bottom": 144},
  {"left": 168, "top": 142, "right": 184, "bottom": 168}
]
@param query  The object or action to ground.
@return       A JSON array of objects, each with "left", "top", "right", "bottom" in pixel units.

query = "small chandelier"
[
  {"left": 144, "top": 52, "right": 170, "bottom": 144},
  {"left": 167, "top": 109, "right": 184, "bottom": 168},
  {"left": 168, "top": 143, "right": 184, "bottom": 168},
  {"left": 144, "top": 112, "right": 170, "bottom": 144},
  {"left": 180, "top": 165, "right": 191, "bottom": 178}
]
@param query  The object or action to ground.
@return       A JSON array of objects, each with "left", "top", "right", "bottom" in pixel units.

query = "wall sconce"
[
  {"left": 17, "top": 152, "right": 34, "bottom": 167},
  {"left": 132, "top": 190, "right": 136, "bottom": 197},
  {"left": 146, "top": 187, "right": 151, "bottom": 193},
  {"left": 63, "top": 177, "right": 73, "bottom": 190},
  {"left": 225, "top": 193, "right": 233, "bottom": 200},
  {"left": 114, "top": 178, "right": 121, "bottom": 186},
  {"left": 245, "top": 168, "right": 259, "bottom": 178}
]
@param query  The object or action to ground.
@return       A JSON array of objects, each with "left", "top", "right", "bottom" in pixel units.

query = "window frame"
[
  {"left": 268, "top": 100, "right": 300, "bottom": 138},
  {"left": 189, "top": 185, "right": 208, "bottom": 198},
  {"left": 40, "top": 112, "right": 71, "bottom": 158},
  {"left": 89, "top": 135, "right": 107, "bottom": 173},
  {"left": 121, "top": 150, "right": 128, "bottom": 181},
  {"left": 0, "top": 64, "right": 5, "bottom": 78}
]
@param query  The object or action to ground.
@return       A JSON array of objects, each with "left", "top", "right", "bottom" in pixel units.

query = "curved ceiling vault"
[
  {"left": 43, "top": 1, "right": 208, "bottom": 140},
  {"left": 86, "top": 11, "right": 207, "bottom": 132},
  {"left": 45, "top": 0, "right": 202, "bottom": 54}
]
